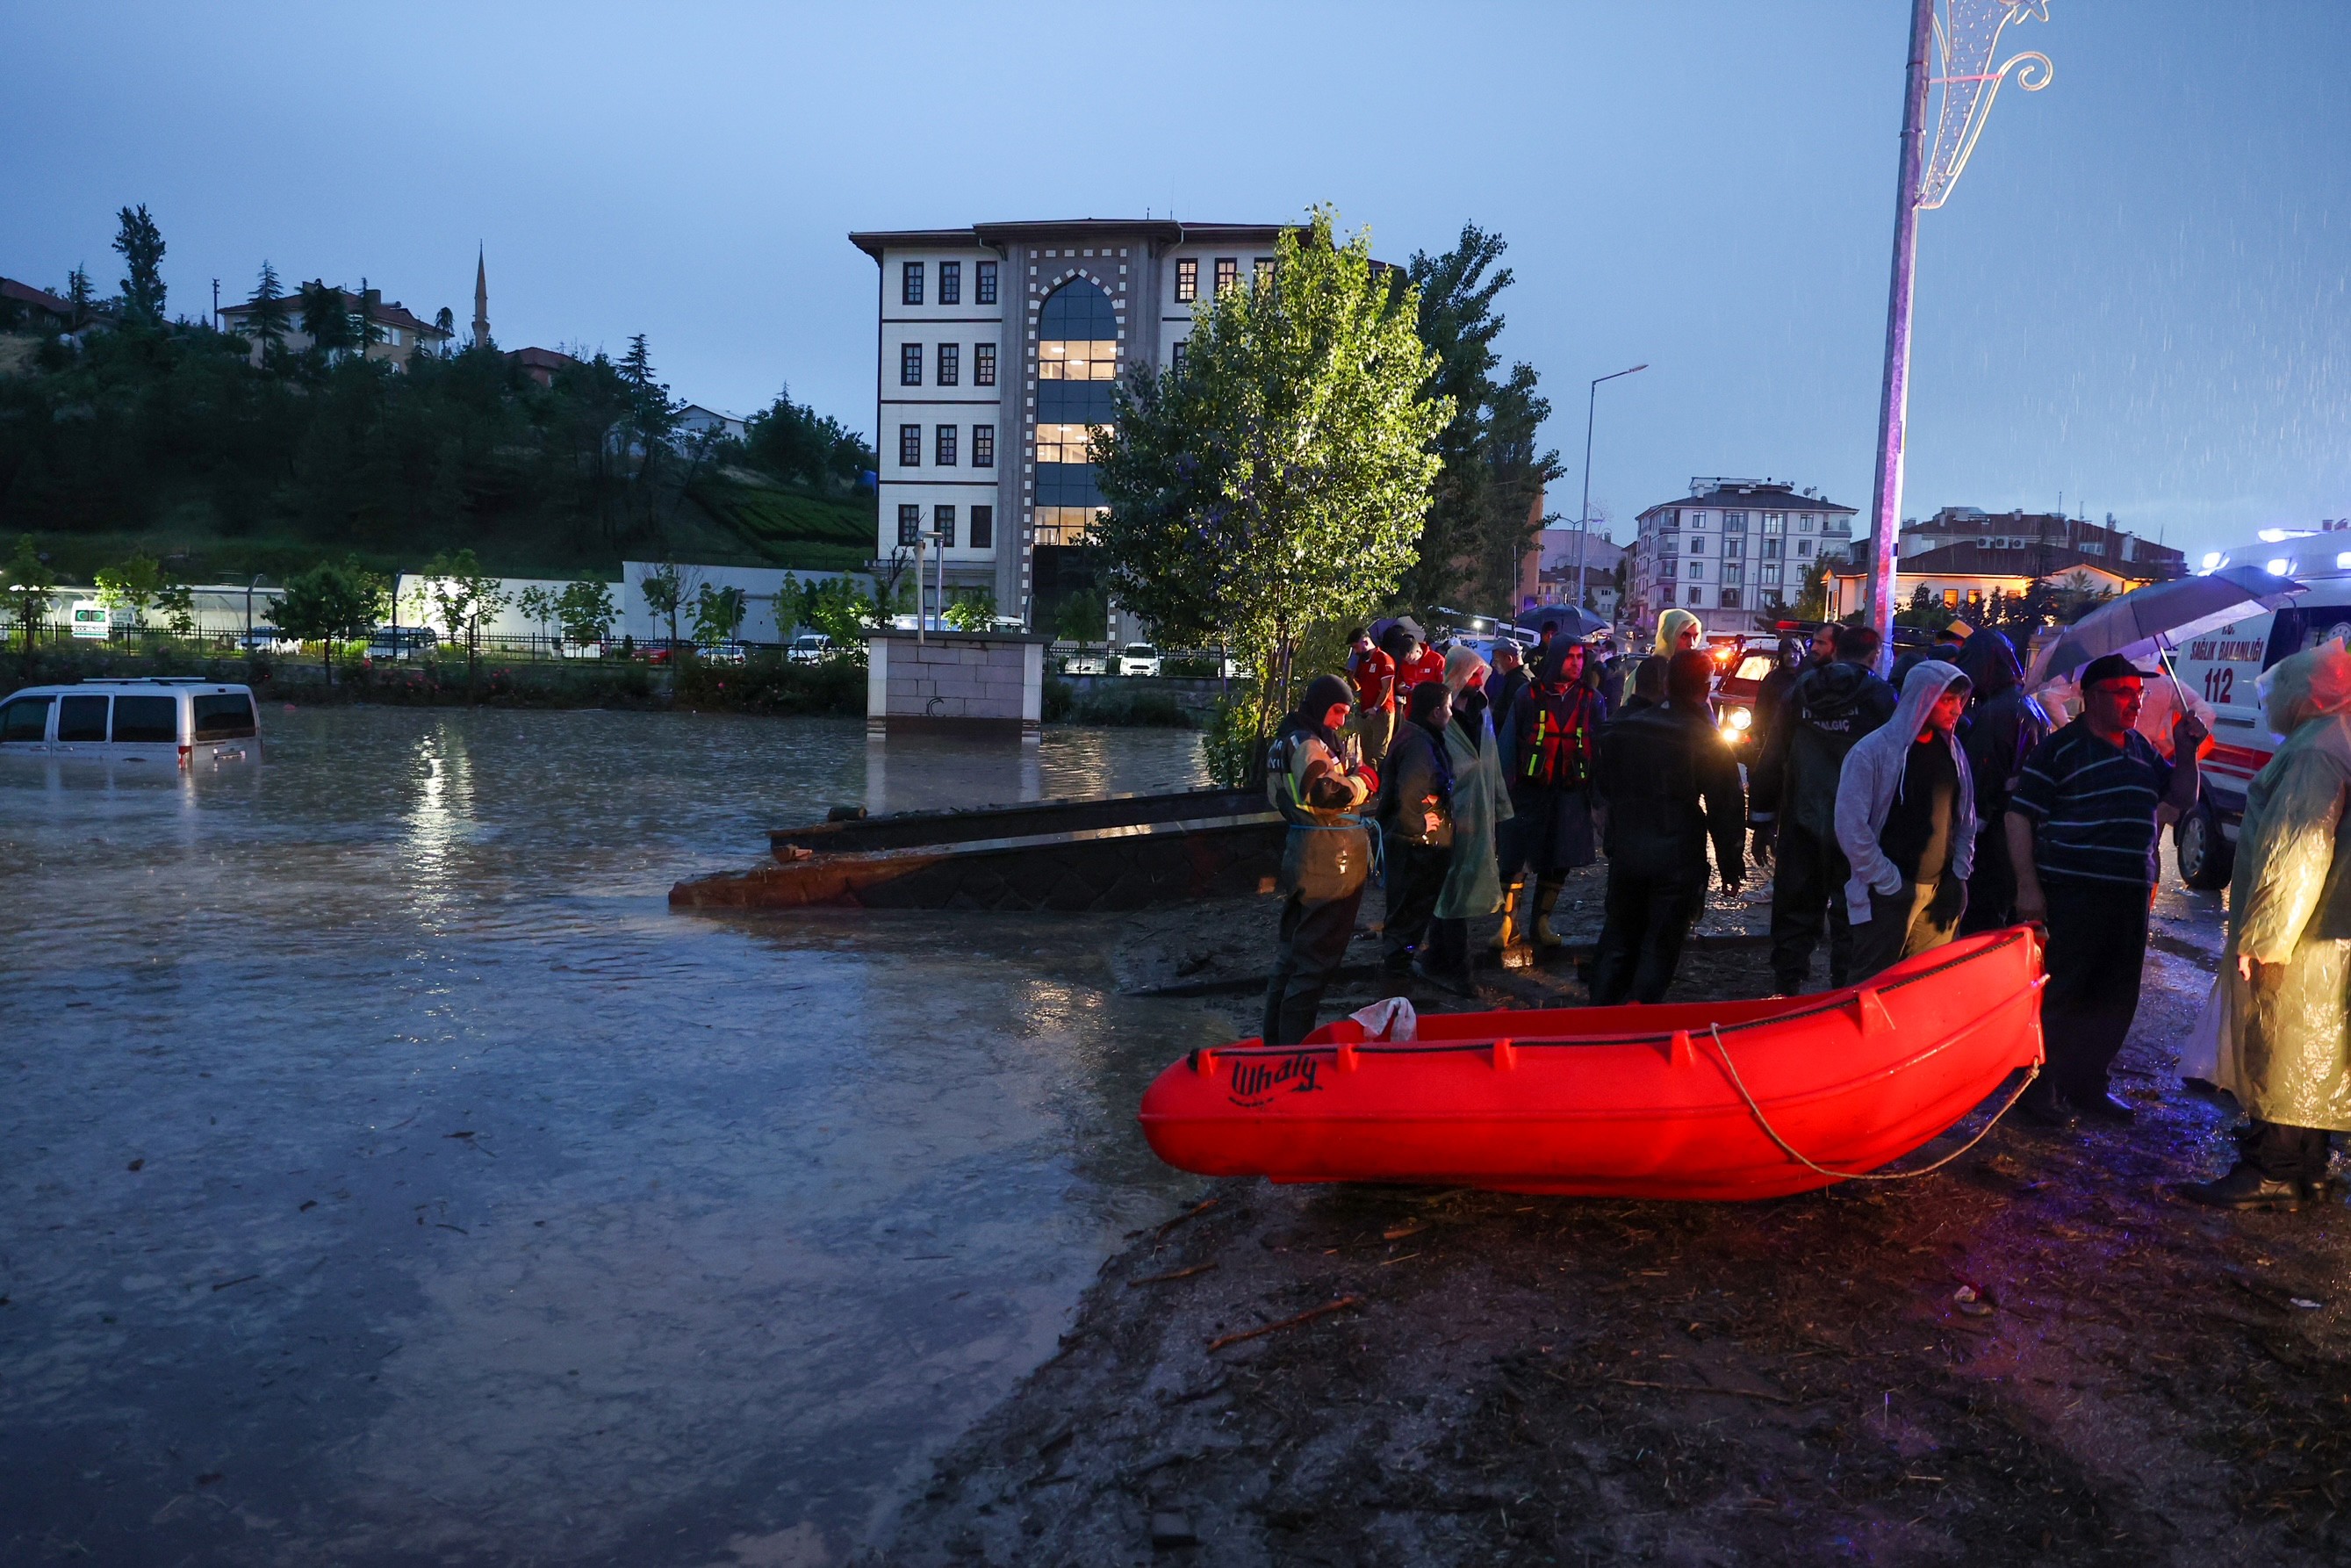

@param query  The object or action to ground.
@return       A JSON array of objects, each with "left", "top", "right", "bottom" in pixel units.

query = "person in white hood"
[{"left": 1834, "top": 660, "right": 1977, "bottom": 982}]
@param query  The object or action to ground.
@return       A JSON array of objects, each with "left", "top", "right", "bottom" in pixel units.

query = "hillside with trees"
[{"left": 0, "top": 207, "right": 875, "bottom": 584}]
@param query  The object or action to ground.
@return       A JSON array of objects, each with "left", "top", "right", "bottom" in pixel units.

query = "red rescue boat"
[{"left": 1138, "top": 928, "right": 2045, "bottom": 1201}]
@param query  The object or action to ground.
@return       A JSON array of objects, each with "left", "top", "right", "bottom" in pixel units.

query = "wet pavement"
[{"left": 0, "top": 709, "right": 1231, "bottom": 1566}]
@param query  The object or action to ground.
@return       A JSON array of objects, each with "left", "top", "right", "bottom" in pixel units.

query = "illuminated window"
[
  {"left": 937, "top": 343, "right": 958, "bottom": 385},
  {"left": 974, "top": 343, "right": 996, "bottom": 385},
  {"left": 935, "top": 504, "right": 956, "bottom": 547},
  {"left": 976, "top": 261, "right": 996, "bottom": 304},
  {"left": 897, "top": 504, "right": 921, "bottom": 545},
  {"left": 1175, "top": 258, "right": 1197, "bottom": 303},
  {"left": 935, "top": 424, "right": 957, "bottom": 465},
  {"left": 970, "top": 505, "right": 994, "bottom": 549},
  {"left": 1214, "top": 257, "right": 1238, "bottom": 293},
  {"left": 1035, "top": 423, "right": 1098, "bottom": 464},
  {"left": 1039, "top": 341, "right": 1116, "bottom": 380},
  {"left": 973, "top": 424, "right": 994, "bottom": 467},
  {"left": 1943, "top": 588, "right": 1960, "bottom": 607},
  {"left": 1034, "top": 506, "right": 1104, "bottom": 545},
  {"left": 900, "top": 343, "right": 921, "bottom": 385},
  {"left": 1254, "top": 256, "right": 1273, "bottom": 289},
  {"left": 899, "top": 424, "right": 921, "bottom": 466},
  {"left": 938, "top": 261, "right": 960, "bottom": 306},
  {"left": 902, "top": 263, "right": 924, "bottom": 306}
]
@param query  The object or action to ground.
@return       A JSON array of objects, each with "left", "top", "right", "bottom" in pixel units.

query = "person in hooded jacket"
[
  {"left": 1952, "top": 628, "right": 2048, "bottom": 933},
  {"left": 1835, "top": 661, "right": 1976, "bottom": 981},
  {"left": 1421, "top": 644, "right": 1513, "bottom": 992},
  {"left": 1498, "top": 637, "right": 1604, "bottom": 949},
  {"left": 1377, "top": 680, "right": 1456, "bottom": 980},
  {"left": 1589, "top": 651, "right": 1745, "bottom": 1004},
  {"left": 1750, "top": 623, "right": 1899, "bottom": 994},
  {"left": 1384, "top": 618, "right": 1448, "bottom": 705},
  {"left": 1489, "top": 639, "right": 1529, "bottom": 733},
  {"left": 1261, "top": 674, "right": 1377, "bottom": 1045},
  {"left": 2185, "top": 641, "right": 2351, "bottom": 1209}
]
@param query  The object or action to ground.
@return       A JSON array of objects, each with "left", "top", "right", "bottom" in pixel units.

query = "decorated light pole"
[{"left": 1864, "top": 0, "right": 2053, "bottom": 657}]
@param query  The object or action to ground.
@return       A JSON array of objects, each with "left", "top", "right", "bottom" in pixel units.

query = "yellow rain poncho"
[{"left": 2211, "top": 641, "right": 2351, "bottom": 1131}]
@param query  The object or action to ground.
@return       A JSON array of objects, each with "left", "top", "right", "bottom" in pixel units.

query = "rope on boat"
[{"left": 1705, "top": 1024, "right": 2041, "bottom": 1183}]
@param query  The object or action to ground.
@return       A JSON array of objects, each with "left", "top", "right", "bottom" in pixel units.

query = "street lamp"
[
  {"left": 244, "top": 573, "right": 264, "bottom": 651},
  {"left": 1575, "top": 363, "right": 1646, "bottom": 616},
  {"left": 1863, "top": 0, "right": 2053, "bottom": 659}
]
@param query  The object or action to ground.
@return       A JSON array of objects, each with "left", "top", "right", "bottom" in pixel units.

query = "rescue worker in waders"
[
  {"left": 1498, "top": 637, "right": 1604, "bottom": 949},
  {"left": 1262, "top": 674, "right": 1378, "bottom": 1046}
]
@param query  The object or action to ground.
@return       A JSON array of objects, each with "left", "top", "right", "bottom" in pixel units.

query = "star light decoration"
[{"left": 1916, "top": 0, "right": 2054, "bottom": 211}]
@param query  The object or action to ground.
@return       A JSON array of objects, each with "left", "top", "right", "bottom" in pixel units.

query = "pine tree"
[
  {"left": 112, "top": 204, "right": 168, "bottom": 324},
  {"left": 248, "top": 261, "right": 289, "bottom": 362},
  {"left": 65, "top": 265, "right": 94, "bottom": 327}
]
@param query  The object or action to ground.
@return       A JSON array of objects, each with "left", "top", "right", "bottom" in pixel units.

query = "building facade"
[
  {"left": 1628, "top": 478, "right": 1857, "bottom": 635},
  {"left": 1823, "top": 543, "right": 2146, "bottom": 622},
  {"left": 219, "top": 283, "right": 453, "bottom": 370},
  {"left": 849, "top": 218, "right": 1289, "bottom": 628},
  {"left": 1893, "top": 507, "right": 2184, "bottom": 576}
]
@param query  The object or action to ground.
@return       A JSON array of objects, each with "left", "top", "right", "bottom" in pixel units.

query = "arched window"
[{"left": 1035, "top": 277, "right": 1118, "bottom": 544}]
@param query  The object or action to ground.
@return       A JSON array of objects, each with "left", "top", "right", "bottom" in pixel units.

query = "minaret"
[{"left": 471, "top": 245, "right": 491, "bottom": 349}]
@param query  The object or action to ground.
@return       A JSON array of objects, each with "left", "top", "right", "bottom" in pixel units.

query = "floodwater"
[{"left": 0, "top": 708, "right": 1226, "bottom": 1567}]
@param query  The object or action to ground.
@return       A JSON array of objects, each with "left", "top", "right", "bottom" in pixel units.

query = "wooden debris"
[
  {"left": 1207, "top": 1295, "right": 1365, "bottom": 1353},
  {"left": 1129, "top": 1262, "right": 1220, "bottom": 1289}
]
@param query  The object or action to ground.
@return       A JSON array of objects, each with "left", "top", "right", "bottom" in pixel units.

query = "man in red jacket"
[
  {"left": 1384, "top": 616, "right": 1447, "bottom": 705},
  {"left": 1347, "top": 627, "right": 1398, "bottom": 765}
]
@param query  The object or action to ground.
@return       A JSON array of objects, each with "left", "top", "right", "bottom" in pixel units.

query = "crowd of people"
[{"left": 1262, "top": 609, "right": 2350, "bottom": 1210}]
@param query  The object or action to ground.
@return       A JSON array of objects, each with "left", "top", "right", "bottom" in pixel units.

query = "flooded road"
[{"left": 0, "top": 709, "right": 1226, "bottom": 1566}]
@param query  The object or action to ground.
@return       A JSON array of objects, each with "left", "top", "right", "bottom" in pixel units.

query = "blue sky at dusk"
[{"left": 8, "top": 1, "right": 2344, "bottom": 558}]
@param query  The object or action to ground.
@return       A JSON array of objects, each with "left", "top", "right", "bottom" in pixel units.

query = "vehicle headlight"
[{"left": 1728, "top": 707, "right": 1751, "bottom": 730}]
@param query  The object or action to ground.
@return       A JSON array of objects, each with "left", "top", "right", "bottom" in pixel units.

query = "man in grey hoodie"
[{"left": 1835, "top": 660, "right": 1977, "bottom": 982}]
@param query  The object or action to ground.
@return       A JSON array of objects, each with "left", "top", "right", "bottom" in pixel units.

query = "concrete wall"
[{"left": 866, "top": 631, "right": 1046, "bottom": 737}]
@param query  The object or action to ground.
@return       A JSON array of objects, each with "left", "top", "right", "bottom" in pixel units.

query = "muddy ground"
[{"left": 874, "top": 865, "right": 2351, "bottom": 1566}]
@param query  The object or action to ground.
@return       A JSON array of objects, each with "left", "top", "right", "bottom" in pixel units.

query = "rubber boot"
[
  {"left": 1533, "top": 880, "right": 1567, "bottom": 949},
  {"left": 1491, "top": 881, "right": 1525, "bottom": 950}
]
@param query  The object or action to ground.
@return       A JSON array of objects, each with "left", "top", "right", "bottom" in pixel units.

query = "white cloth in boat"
[{"left": 1833, "top": 658, "right": 1977, "bottom": 926}]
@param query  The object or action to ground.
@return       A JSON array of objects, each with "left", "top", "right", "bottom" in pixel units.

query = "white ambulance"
[{"left": 2163, "top": 539, "right": 2351, "bottom": 890}]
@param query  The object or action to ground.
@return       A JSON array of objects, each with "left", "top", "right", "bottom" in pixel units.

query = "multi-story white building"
[
  {"left": 849, "top": 218, "right": 1289, "bottom": 629},
  {"left": 1628, "top": 478, "right": 1857, "bottom": 636}
]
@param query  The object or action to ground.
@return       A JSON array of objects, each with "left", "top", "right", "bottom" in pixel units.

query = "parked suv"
[
  {"left": 1116, "top": 643, "right": 1161, "bottom": 677},
  {"left": 787, "top": 633, "right": 835, "bottom": 665}
]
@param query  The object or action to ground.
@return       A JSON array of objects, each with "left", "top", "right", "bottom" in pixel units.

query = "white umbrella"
[{"left": 2026, "top": 565, "right": 2304, "bottom": 688}]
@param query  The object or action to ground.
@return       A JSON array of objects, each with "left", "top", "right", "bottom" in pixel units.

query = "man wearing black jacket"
[
  {"left": 1589, "top": 651, "right": 1746, "bottom": 1005},
  {"left": 1749, "top": 623, "right": 1898, "bottom": 994},
  {"left": 1953, "top": 628, "right": 2047, "bottom": 933}
]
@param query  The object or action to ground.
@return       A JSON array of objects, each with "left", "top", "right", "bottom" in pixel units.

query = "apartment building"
[
  {"left": 1628, "top": 478, "right": 1858, "bottom": 636},
  {"left": 849, "top": 218, "right": 1290, "bottom": 625}
]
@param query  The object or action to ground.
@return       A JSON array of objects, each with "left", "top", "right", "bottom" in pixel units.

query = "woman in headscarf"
[
  {"left": 1953, "top": 628, "right": 2048, "bottom": 933},
  {"left": 2183, "top": 642, "right": 2351, "bottom": 1209},
  {"left": 1420, "top": 644, "right": 1513, "bottom": 993},
  {"left": 1259, "top": 673, "right": 1377, "bottom": 1045},
  {"left": 1497, "top": 636, "right": 1603, "bottom": 949}
]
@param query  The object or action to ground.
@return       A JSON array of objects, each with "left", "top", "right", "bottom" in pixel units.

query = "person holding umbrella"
[{"left": 2007, "top": 655, "right": 2206, "bottom": 1126}]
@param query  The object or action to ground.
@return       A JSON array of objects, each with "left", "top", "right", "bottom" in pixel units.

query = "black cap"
[{"left": 2079, "top": 653, "right": 2153, "bottom": 689}]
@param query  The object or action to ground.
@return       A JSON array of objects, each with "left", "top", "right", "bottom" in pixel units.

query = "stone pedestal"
[{"left": 865, "top": 630, "right": 1048, "bottom": 739}]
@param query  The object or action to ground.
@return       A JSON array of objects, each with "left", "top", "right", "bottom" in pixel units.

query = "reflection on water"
[{"left": 0, "top": 708, "right": 1222, "bottom": 1565}]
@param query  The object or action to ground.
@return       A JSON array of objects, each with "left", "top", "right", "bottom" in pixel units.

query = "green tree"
[
  {"left": 421, "top": 548, "right": 509, "bottom": 700},
  {"left": 112, "top": 205, "right": 167, "bottom": 325},
  {"left": 246, "top": 261, "right": 290, "bottom": 363},
  {"left": 692, "top": 582, "right": 747, "bottom": 646},
  {"left": 802, "top": 575, "right": 878, "bottom": 651},
  {"left": 1090, "top": 205, "right": 1449, "bottom": 734},
  {"left": 277, "top": 562, "right": 381, "bottom": 683},
  {"left": 1399, "top": 225, "right": 1564, "bottom": 617},
  {"left": 94, "top": 553, "right": 164, "bottom": 627},
  {"left": 617, "top": 334, "right": 678, "bottom": 500},
  {"left": 741, "top": 385, "right": 877, "bottom": 491},
  {"left": 153, "top": 580, "right": 197, "bottom": 638},
  {"left": 638, "top": 560, "right": 688, "bottom": 651},
  {"left": 298, "top": 281, "right": 354, "bottom": 356},
  {"left": 1052, "top": 589, "right": 1107, "bottom": 644},
  {"left": 557, "top": 579, "right": 617, "bottom": 647},
  {"left": 64, "top": 265, "right": 95, "bottom": 327},
  {"left": 517, "top": 585, "right": 560, "bottom": 653},
  {"left": 6, "top": 536, "right": 56, "bottom": 656},
  {"left": 944, "top": 587, "right": 996, "bottom": 632}
]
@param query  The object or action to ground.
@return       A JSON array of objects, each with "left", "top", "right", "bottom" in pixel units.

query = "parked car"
[
  {"left": 234, "top": 628, "right": 303, "bottom": 654},
  {"left": 700, "top": 642, "right": 751, "bottom": 666},
  {"left": 787, "top": 633, "right": 836, "bottom": 665},
  {"left": 1060, "top": 647, "right": 1110, "bottom": 675},
  {"left": 1116, "top": 643, "right": 1161, "bottom": 677},
  {"left": 557, "top": 638, "right": 608, "bottom": 659},
  {"left": 365, "top": 626, "right": 440, "bottom": 661}
]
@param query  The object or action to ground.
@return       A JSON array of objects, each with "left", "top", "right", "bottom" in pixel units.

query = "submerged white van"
[
  {"left": 0, "top": 678, "right": 262, "bottom": 766},
  {"left": 2161, "top": 544, "right": 2351, "bottom": 889}
]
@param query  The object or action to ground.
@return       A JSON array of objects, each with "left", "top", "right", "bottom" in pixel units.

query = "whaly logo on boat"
[{"left": 1226, "top": 1052, "right": 1321, "bottom": 1108}]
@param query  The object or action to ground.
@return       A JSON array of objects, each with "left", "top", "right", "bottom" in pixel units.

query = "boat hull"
[{"left": 1137, "top": 929, "right": 2045, "bottom": 1201}]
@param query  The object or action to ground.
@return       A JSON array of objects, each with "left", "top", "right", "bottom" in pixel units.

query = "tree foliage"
[
  {"left": 277, "top": 560, "right": 385, "bottom": 681},
  {"left": 557, "top": 579, "right": 617, "bottom": 645},
  {"left": 740, "top": 385, "right": 875, "bottom": 492},
  {"left": 94, "top": 553, "right": 164, "bottom": 622},
  {"left": 692, "top": 582, "right": 748, "bottom": 645},
  {"left": 1400, "top": 225, "right": 1564, "bottom": 618},
  {"left": 415, "top": 548, "right": 509, "bottom": 697},
  {"left": 111, "top": 205, "right": 167, "bottom": 325},
  {"left": 7, "top": 535, "right": 56, "bottom": 652},
  {"left": 1089, "top": 206, "right": 1449, "bottom": 722}
]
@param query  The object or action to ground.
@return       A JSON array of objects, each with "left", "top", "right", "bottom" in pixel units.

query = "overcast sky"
[{"left": 9, "top": 1, "right": 2345, "bottom": 557}]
